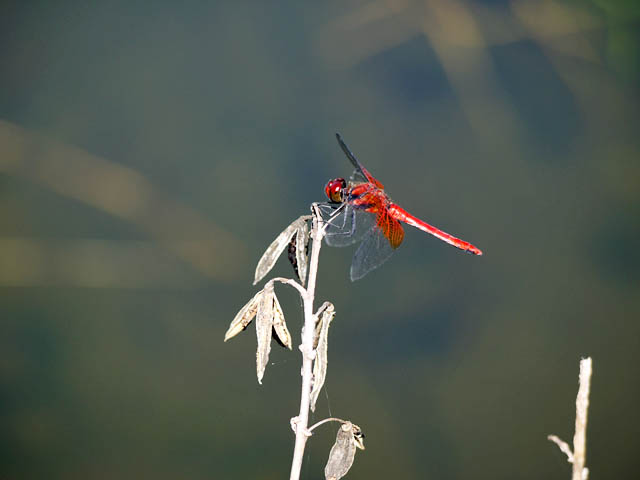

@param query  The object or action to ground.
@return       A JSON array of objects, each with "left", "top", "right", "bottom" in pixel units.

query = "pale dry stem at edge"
[{"left": 548, "top": 357, "right": 592, "bottom": 480}]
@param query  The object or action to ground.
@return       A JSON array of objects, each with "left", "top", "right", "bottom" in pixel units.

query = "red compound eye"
[{"left": 324, "top": 178, "right": 346, "bottom": 203}]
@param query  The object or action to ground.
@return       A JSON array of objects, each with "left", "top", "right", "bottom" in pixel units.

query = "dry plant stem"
[
  {"left": 547, "top": 435, "right": 574, "bottom": 462},
  {"left": 289, "top": 204, "right": 325, "bottom": 480},
  {"left": 308, "top": 417, "right": 347, "bottom": 433},
  {"left": 271, "top": 277, "right": 306, "bottom": 297},
  {"left": 572, "top": 357, "right": 592, "bottom": 480},
  {"left": 548, "top": 357, "right": 592, "bottom": 480}
]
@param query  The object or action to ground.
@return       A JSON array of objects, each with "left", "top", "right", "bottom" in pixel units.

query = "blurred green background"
[{"left": 1, "top": 1, "right": 639, "bottom": 479}]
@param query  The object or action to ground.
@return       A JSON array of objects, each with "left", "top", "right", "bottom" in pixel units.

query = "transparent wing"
[
  {"left": 349, "top": 168, "right": 368, "bottom": 185},
  {"left": 349, "top": 209, "right": 405, "bottom": 281},
  {"left": 324, "top": 203, "right": 376, "bottom": 247},
  {"left": 349, "top": 223, "right": 395, "bottom": 281}
]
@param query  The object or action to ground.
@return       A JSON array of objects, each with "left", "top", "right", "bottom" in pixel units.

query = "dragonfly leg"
[
  {"left": 316, "top": 203, "right": 345, "bottom": 227},
  {"left": 317, "top": 202, "right": 353, "bottom": 236},
  {"left": 325, "top": 206, "right": 358, "bottom": 238},
  {"left": 317, "top": 203, "right": 350, "bottom": 233},
  {"left": 315, "top": 202, "right": 340, "bottom": 217}
]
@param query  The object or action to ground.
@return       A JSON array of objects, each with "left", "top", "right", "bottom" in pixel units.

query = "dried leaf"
[
  {"left": 272, "top": 291, "right": 292, "bottom": 350},
  {"left": 311, "top": 302, "right": 335, "bottom": 412},
  {"left": 324, "top": 422, "right": 365, "bottom": 480},
  {"left": 224, "top": 290, "right": 263, "bottom": 342},
  {"left": 295, "top": 220, "right": 309, "bottom": 285},
  {"left": 256, "top": 284, "right": 275, "bottom": 384},
  {"left": 254, "top": 216, "right": 309, "bottom": 285}
]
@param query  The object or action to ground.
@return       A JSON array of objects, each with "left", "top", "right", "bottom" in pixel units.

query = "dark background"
[{"left": 1, "top": 1, "right": 639, "bottom": 479}]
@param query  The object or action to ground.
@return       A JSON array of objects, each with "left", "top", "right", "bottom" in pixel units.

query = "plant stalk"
[
  {"left": 289, "top": 205, "right": 325, "bottom": 480},
  {"left": 572, "top": 357, "right": 592, "bottom": 480}
]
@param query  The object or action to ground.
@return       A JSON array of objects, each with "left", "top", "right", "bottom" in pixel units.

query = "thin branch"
[
  {"left": 548, "top": 357, "right": 592, "bottom": 480},
  {"left": 572, "top": 357, "right": 592, "bottom": 480},
  {"left": 308, "top": 417, "right": 348, "bottom": 433},
  {"left": 289, "top": 203, "right": 326, "bottom": 480},
  {"left": 270, "top": 277, "right": 307, "bottom": 298},
  {"left": 547, "top": 435, "right": 574, "bottom": 463}
]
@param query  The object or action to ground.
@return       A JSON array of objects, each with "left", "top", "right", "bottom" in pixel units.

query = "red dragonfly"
[{"left": 323, "top": 133, "right": 482, "bottom": 281}]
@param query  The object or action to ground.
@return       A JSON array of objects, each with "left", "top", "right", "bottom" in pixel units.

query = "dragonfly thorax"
[{"left": 324, "top": 177, "right": 347, "bottom": 203}]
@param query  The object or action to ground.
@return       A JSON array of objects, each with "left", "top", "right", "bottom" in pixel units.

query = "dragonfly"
[{"left": 322, "top": 133, "right": 482, "bottom": 281}]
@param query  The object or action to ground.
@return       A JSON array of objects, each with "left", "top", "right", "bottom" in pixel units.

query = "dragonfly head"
[{"left": 324, "top": 178, "right": 346, "bottom": 203}]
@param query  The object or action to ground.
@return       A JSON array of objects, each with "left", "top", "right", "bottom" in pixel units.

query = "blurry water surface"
[{"left": 1, "top": 1, "right": 639, "bottom": 479}]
